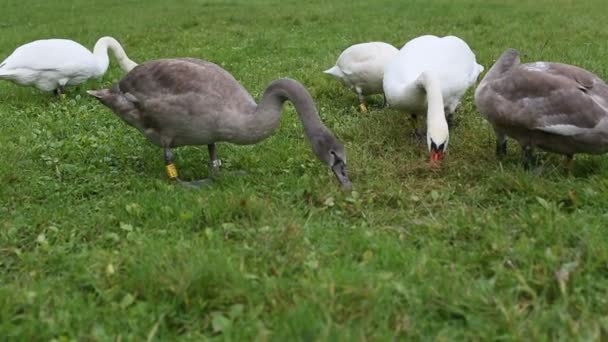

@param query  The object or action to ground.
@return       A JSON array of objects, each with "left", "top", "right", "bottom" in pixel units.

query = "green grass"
[{"left": 2, "top": 0, "right": 608, "bottom": 340}]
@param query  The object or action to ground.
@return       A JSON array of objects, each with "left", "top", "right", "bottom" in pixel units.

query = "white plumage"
[
  {"left": 383, "top": 35, "right": 484, "bottom": 163},
  {"left": 324, "top": 42, "right": 398, "bottom": 112},
  {"left": 0, "top": 37, "right": 137, "bottom": 94}
]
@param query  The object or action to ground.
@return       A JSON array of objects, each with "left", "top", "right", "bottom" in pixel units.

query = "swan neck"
[
  {"left": 419, "top": 72, "right": 445, "bottom": 124},
  {"left": 93, "top": 37, "right": 137, "bottom": 74},
  {"left": 255, "top": 79, "right": 329, "bottom": 141}
]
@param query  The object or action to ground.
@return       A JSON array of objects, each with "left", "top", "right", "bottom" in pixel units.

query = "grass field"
[{"left": 2, "top": 0, "right": 608, "bottom": 340}]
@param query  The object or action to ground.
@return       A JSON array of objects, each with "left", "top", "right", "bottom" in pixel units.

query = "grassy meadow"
[{"left": 2, "top": 0, "right": 608, "bottom": 340}]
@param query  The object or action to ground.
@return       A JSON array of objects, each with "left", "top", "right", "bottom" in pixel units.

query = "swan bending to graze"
[
  {"left": 324, "top": 42, "right": 398, "bottom": 112},
  {"left": 87, "top": 58, "right": 352, "bottom": 190},
  {"left": 383, "top": 35, "right": 484, "bottom": 164},
  {"left": 475, "top": 48, "right": 608, "bottom": 170},
  {"left": 0, "top": 37, "right": 137, "bottom": 95}
]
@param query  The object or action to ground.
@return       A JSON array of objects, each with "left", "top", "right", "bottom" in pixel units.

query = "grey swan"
[
  {"left": 87, "top": 58, "right": 352, "bottom": 189},
  {"left": 475, "top": 48, "right": 608, "bottom": 170}
]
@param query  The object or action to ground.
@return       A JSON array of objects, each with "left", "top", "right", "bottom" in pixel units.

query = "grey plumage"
[
  {"left": 88, "top": 58, "right": 351, "bottom": 189},
  {"left": 475, "top": 48, "right": 608, "bottom": 166}
]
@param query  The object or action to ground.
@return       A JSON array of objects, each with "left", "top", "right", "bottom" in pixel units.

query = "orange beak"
[{"left": 430, "top": 150, "right": 444, "bottom": 166}]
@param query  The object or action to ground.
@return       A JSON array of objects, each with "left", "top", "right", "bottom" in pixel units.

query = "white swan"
[
  {"left": 0, "top": 36, "right": 137, "bottom": 95},
  {"left": 383, "top": 35, "right": 484, "bottom": 163},
  {"left": 324, "top": 42, "right": 398, "bottom": 112}
]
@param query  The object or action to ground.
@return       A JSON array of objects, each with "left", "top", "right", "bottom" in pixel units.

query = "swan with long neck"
[
  {"left": 383, "top": 35, "right": 483, "bottom": 164},
  {"left": 0, "top": 36, "right": 136, "bottom": 95},
  {"left": 87, "top": 58, "right": 351, "bottom": 189}
]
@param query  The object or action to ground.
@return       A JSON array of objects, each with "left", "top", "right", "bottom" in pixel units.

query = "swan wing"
[
  {"left": 337, "top": 42, "right": 398, "bottom": 77},
  {"left": 384, "top": 35, "right": 481, "bottom": 108},
  {"left": 117, "top": 58, "right": 256, "bottom": 116},
  {"left": 1, "top": 39, "right": 97, "bottom": 74},
  {"left": 483, "top": 63, "right": 608, "bottom": 133}
]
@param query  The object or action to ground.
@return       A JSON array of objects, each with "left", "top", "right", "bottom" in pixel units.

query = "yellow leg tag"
[
  {"left": 165, "top": 163, "right": 178, "bottom": 179},
  {"left": 358, "top": 103, "right": 368, "bottom": 113}
]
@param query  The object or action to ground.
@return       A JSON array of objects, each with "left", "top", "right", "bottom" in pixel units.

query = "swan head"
[
  {"left": 427, "top": 121, "right": 449, "bottom": 166},
  {"left": 310, "top": 133, "right": 352, "bottom": 191}
]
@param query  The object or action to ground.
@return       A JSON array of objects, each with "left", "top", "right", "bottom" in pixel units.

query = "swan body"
[
  {"left": 475, "top": 48, "right": 608, "bottom": 168},
  {"left": 383, "top": 35, "right": 484, "bottom": 162},
  {"left": 324, "top": 42, "right": 398, "bottom": 112},
  {"left": 87, "top": 58, "right": 351, "bottom": 189},
  {"left": 0, "top": 37, "right": 137, "bottom": 93}
]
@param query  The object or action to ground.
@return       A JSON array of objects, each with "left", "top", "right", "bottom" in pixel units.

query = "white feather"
[
  {"left": 536, "top": 124, "right": 593, "bottom": 136},
  {"left": 0, "top": 37, "right": 136, "bottom": 92},
  {"left": 523, "top": 62, "right": 550, "bottom": 72},
  {"left": 324, "top": 42, "right": 399, "bottom": 95},
  {"left": 383, "top": 35, "right": 484, "bottom": 112},
  {"left": 383, "top": 35, "right": 484, "bottom": 151}
]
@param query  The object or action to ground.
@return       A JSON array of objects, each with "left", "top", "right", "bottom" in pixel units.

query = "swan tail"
[
  {"left": 323, "top": 65, "right": 344, "bottom": 78},
  {"left": 0, "top": 66, "right": 12, "bottom": 78},
  {"left": 0, "top": 62, "right": 7, "bottom": 76},
  {"left": 480, "top": 48, "right": 520, "bottom": 84}
]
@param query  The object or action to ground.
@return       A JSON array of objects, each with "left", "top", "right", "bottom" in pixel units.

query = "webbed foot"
[{"left": 177, "top": 178, "right": 214, "bottom": 188}]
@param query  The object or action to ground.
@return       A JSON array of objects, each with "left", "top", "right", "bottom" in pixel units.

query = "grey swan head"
[
  {"left": 87, "top": 58, "right": 352, "bottom": 190},
  {"left": 475, "top": 48, "right": 608, "bottom": 169}
]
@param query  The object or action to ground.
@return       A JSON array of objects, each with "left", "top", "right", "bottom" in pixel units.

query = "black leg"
[
  {"left": 564, "top": 155, "right": 574, "bottom": 175},
  {"left": 163, "top": 146, "right": 219, "bottom": 188},
  {"left": 443, "top": 107, "right": 454, "bottom": 129},
  {"left": 409, "top": 113, "right": 418, "bottom": 129},
  {"left": 54, "top": 85, "right": 66, "bottom": 98},
  {"left": 496, "top": 132, "right": 507, "bottom": 157},
  {"left": 522, "top": 145, "right": 534, "bottom": 170},
  {"left": 382, "top": 94, "right": 388, "bottom": 108},
  {"left": 164, "top": 148, "right": 179, "bottom": 180},
  {"left": 207, "top": 143, "right": 221, "bottom": 176},
  {"left": 409, "top": 114, "right": 424, "bottom": 143}
]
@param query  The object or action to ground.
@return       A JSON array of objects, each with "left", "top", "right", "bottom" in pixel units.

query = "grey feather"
[
  {"left": 475, "top": 48, "right": 608, "bottom": 157},
  {"left": 87, "top": 58, "right": 351, "bottom": 188}
]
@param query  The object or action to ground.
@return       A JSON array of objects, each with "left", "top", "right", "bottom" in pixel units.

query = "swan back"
[
  {"left": 90, "top": 58, "right": 259, "bottom": 146},
  {"left": 1, "top": 39, "right": 98, "bottom": 76},
  {"left": 383, "top": 35, "right": 483, "bottom": 111},
  {"left": 0, "top": 38, "right": 105, "bottom": 91},
  {"left": 325, "top": 42, "right": 398, "bottom": 95},
  {"left": 119, "top": 58, "right": 256, "bottom": 115}
]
